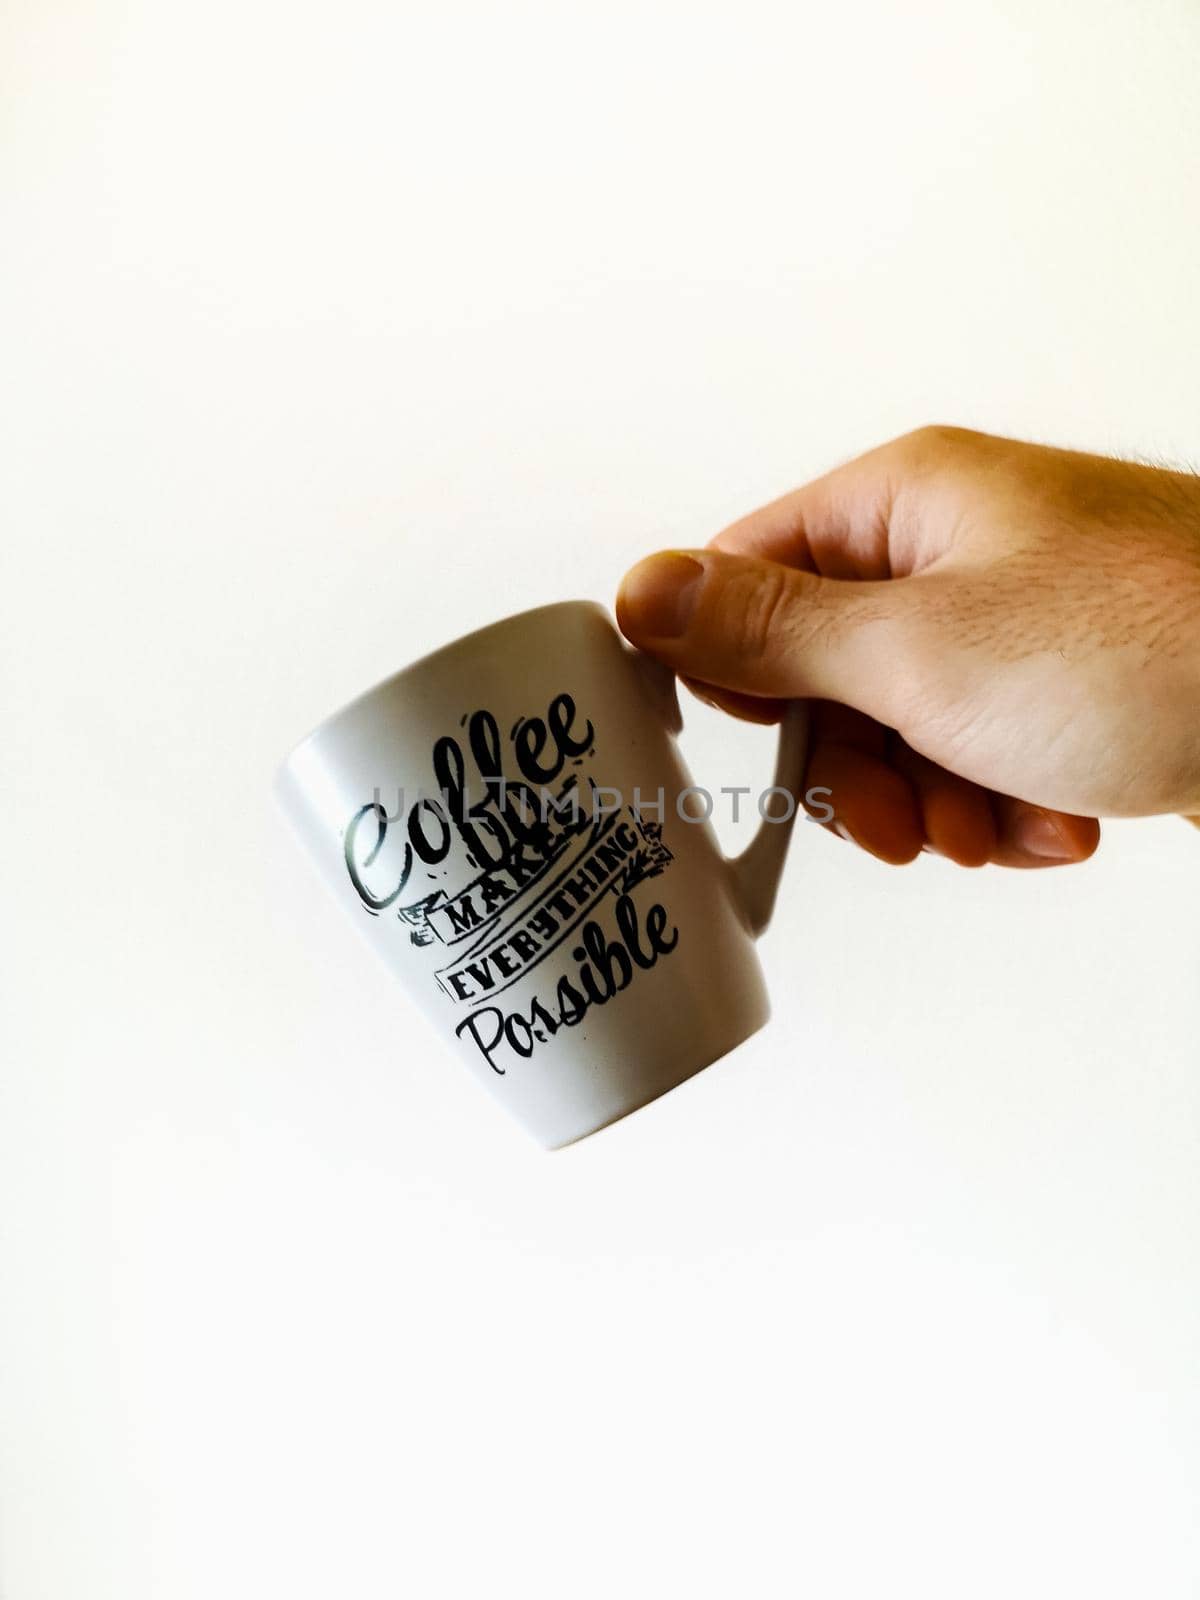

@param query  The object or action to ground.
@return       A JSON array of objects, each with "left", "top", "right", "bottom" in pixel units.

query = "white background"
[{"left": 3, "top": 2, "right": 1200, "bottom": 1596}]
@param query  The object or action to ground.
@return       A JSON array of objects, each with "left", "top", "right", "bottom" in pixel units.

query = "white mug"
[{"left": 276, "top": 601, "right": 808, "bottom": 1149}]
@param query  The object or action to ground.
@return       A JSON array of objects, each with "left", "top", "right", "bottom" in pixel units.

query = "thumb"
[{"left": 616, "top": 548, "right": 919, "bottom": 724}]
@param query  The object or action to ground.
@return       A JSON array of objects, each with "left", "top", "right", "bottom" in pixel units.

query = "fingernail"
[
  {"left": 1014, "top": 811, "right": 1074, "bottom": 861},
  {"left": 618, "top": 552, "right": 705, "bottom": 640}
]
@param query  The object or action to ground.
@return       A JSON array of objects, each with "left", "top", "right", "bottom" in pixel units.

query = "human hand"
[{"left": 616, "top": 428, "right": 1200, "bottom": 866}]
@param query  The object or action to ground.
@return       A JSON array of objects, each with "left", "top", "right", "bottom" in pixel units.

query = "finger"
[
  {"left": 708, "top": 427, "right": 968, "bottom": 579},
  {"left": 616, "top": 548, "right": 920, "bottom": 727},
  {"left": 679, "top": 676, "right": 786, "bottom": 725},
  {"left": 889, "top": 738, "right": 998, "bottom": 867},
  {"left": 988, "top": 795, "right": 1101, "bottom": 869},
  {"left": 709, "top": 446, "right": 898, "bottom": 577},
  {"left": 805, "top": 703, "right": 924, "bottom": 865}
]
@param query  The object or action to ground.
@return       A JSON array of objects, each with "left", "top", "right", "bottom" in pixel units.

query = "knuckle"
[{"left": 899, "top": 422, "right": 974, "bottom": 461}]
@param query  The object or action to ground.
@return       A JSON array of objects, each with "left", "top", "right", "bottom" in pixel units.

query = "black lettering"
[
  {"left": 478, "top": 873, "right": 515, "bottom": 914},
  {"left": 455, "top": 1007, "right": 506, "bottom": 1073},
  {"left": 645, "top": 900, "right": 679, "bottom": 955},
  {"left": 528, "top": 907, "right": 559, "bottom": 940},
  {"left": 556, "top": 976, "right": 588, "bottom": 1025},
  {"left": 444, "top": 897, "right": 483, "bottom": 938},
  {"left": 490, "top": 946, "right": 518, "bottom": 980},
  {"left": 548, "top": 693, "right": 594, "bottom": 758},
  {"left": 504, "top": 1014, "right": 535, "bottom": 1058},
  {"left": 447, "top": 971, "right": 475, "bottom": 1002},
  {"left": 344, "top": 803, "right": 411, "bottom": 912}
]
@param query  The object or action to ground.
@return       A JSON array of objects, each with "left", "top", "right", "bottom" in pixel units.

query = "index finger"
[{"left": 709, "top": 443, "right": 899, "bottom": 579}]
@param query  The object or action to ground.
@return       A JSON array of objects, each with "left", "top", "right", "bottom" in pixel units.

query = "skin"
[{"left": 616, "top": 427, "right": 1200, "bottom": 867}]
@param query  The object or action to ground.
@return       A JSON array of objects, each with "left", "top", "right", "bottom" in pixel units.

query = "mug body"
[{"left": 276, "top": 601, "right": 769, "bottom": 1148}]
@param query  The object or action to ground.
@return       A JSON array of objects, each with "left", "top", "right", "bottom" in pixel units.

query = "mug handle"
[
  {"left": 629, "top": 649, "right": 809, "bottom": 939},
  {"left": 726, "top": 699, "right": 809, "bottom": 937}
]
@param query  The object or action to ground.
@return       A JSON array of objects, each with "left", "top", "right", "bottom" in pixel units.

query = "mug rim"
[{"left": 278, "top": 597, "right": 611, "bottom": 774}]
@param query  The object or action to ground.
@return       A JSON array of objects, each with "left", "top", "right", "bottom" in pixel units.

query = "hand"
[{"left": 616, "top": 427, "right": 1200, "bottom": 867}]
